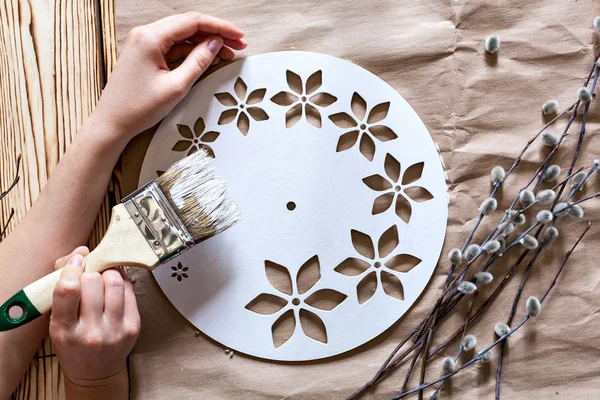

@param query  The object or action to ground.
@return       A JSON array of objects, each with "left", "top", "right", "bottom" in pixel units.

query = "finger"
[
  {"left": 166, "top": 42, "right": 196, "bottom": 64},
  {"left": 102, "top": 269, "right": 125, "bottom": 324},
  {"left": 51, "top": 254, "right": 85, "bottom": 327},
  {"left": 211, "top": 56, "right": 221, "bottom": 66},
  {"left": 150, "top": 11, "right": 244, "bottom": 47},
  {"left": 122, "top": 279, "right": 141, "bottom": 338},
  {"left": 188, "top": 33, "right": 247, "bottom": 51},
  {"left": 218, "top": 46, "right": 235, "bottom": 61},
  {"left": 170, "top": 36, "right": 223, "bottom": 89},
  {"left": 53, "top": 246, "right": 90, "bottom": 271},
  {"left": 224, "top": 38, "right": 247, "bottom": 51},
  {"left": 79, "top": 272, "right": 105, "bottom": 322}
]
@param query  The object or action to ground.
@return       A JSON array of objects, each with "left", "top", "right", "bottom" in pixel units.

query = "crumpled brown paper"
[{"left": 118, "top": 0, "right": 600, "bottom": 398}]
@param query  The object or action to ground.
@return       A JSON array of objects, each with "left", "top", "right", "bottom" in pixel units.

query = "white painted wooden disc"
[{"left": 139, "top": 51, "right": 448, "bottom": 361}]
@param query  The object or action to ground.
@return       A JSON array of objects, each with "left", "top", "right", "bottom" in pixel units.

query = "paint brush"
[{"left": 0, "top": 150, "right": 241, "bottom": 331}]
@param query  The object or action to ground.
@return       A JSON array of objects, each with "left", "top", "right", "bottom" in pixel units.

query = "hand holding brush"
[{"left": 0, "top": 149, "right": 241, "bottom": 331}]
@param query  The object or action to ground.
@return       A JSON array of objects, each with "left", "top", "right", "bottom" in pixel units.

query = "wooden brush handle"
[{"left": 0, "top": 204, "right": 159, "bottom": 331}]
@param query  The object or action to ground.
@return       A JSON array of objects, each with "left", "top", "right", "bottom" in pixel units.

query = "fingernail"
[
  {"left": 207, "top": 38, "right": 222, "bottom": 56},
  {"left": 68, "top": 254, "right": 84, "bottom": 268}
]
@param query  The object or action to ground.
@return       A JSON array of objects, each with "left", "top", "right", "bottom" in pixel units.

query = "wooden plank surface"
[{"left": 0, "top": 0, "right": 118, "bottom": 398}]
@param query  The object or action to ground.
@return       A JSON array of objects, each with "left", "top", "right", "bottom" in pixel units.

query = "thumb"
[
  {"left": 171, "top": 36, "right": 223, "bottom": 90},
  {"left": 53, "top": 246, "right": 90, "bottom": 271}
]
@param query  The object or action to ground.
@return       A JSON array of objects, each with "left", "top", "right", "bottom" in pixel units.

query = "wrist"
[
  {"left": 65, "top": 368, "right": 129, "bottom": 399},
  {"left": 77, "top": 112, "right": 130, "bottom": 156}
]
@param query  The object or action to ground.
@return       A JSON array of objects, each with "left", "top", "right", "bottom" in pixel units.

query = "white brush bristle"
[{"left": 156, "top": 150, "right": 241, "bottom": 242}]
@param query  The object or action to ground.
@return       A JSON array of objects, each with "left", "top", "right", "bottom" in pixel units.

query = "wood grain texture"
[{"left": 1, "top": 0, "right": 118, "bottom": 398}]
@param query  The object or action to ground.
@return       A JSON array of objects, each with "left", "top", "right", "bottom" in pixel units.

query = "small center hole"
[
  {"left": 394, "top": 185, "right": 401, "bottom": 192},
  {"left": 360, "top": 123, "right": 366, "bottom": 130},
  {"left": 301, "top": 96, "right": 307, "bottom": 102},
  {"left": 286, "top": 202, "right": 296, "bottom": 211},
  {"left": 374, "top": 262, "right": 381, "bottom": 268},
  {"left": 240, "top": 104, "right": 245, "bottom": 109},
  {"left": 292, "top": 298, "right": 300, "bottom": 306},
  {"left": 8, "top": 304, "right": 24, "bottom": 320}
]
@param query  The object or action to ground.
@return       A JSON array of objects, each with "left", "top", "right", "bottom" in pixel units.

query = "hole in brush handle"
[{"left": 0, "top": 290, "right": 42, "bottom": 331}]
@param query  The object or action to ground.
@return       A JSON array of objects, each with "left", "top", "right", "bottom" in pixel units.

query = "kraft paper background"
[{"left": 118, "top": 0, "right": 600, "bottom": 398}]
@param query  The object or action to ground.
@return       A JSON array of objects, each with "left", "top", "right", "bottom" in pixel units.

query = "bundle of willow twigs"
[{"left": 348, "top": 22, "right": 600, "bottom": 400}]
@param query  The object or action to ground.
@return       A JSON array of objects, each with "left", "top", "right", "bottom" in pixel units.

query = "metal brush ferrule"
[{"left": 122, "top": 181, "right": 194, "bottom": 262}]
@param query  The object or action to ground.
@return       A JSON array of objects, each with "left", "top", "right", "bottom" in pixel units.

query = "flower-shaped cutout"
[
  {"left": 270, "top": 70, "right": 338, "bottom": 128},
  {"left": 334, "top": 225, "right": 422, "bottom": 304},
  {"left": 329, "top": 92, "right": 398, "bottom": 161},
  {"left": 363, "top": 153, "right": 433, "bottom": 224},
  {"left": 215, "top": 77, "right": 269, "bottom": 135},
  {"left": 245, "top": 256, "right": 347, "bottom": 348},
  {"left": 172, "top": 117, "right": 220, "bottom": 157},
  {"left": 171, "top": 262, "right": 189, "bottom": 282}
]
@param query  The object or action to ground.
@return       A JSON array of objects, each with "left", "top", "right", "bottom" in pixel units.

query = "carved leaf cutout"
[
  {"left": 172, "top": 140, "right": 192, "bottom": 152},
  {"left": 237, "top": 111, "right": 249, "bottom": 135},
  {"left": 218, "top": 109, "right": 238, "bottom": 125},
  {"left": 286, "top": 103, "right": 303, "bottom": 128},
  {"left": 350, "top": 229, "right": 375, "bottom": 259},
  {"left": 363, "top": 174, "right": 392, "bottom": 191},
  {"left": 247, "top": 107, "right": 269, "bottom": 121},
  {"left": 245, "top": 294, "right": 288, "bottom": 315},
  {"left": 271, "top": 91, "right": 298, "bottom": 106},
  {"left": 272, "top": 309, "right": 295, "bottom": 348},
  {"left": 286, "top": 70, "right": 303, "bottom": 95},
  {"left": 247, "top": 88, "right": 266, "bottom": 104},
  {"left": 296, "top": 255, "right": 320, "bottom": 295},
  {"left": 310, "top": 93, "right": 337, "bottom": 107},
  {"left": 385, "top": 254, "right": 422, "bottom": 273},
  {"left": 299, "top": 309, "right": 327, "bottom": 343},
  {"left": 200, "top": 131, "right": 220, "bottom": 143},
  {"left": 370, "top": 125, "right": 398, "bottom": 142},
  {"left": 381, "top": 270, "right": 404, "bottom": 300},
  {"left": 234, "top": 77, "right": 247, "bottom": 100},
  {"left": 177, "top": 124, "right": 194, "bottom": 139},
  {"left": 305, "top": 70, "right": 322, "bottom": 95},
  {"left": 357, "top": 271, "right": 377, "bottom": 305},
  {"left": 336, "top": 130, "right": 359, "bottom": 152},
  {"left": 265, "top": 261, "right": 293, "bottom": 295},
  {"left": 304, "top": 289, "right": 347, "bottom": 311},
  {"left": 351, "top": 92, "right": 367, "bottom": 121},
  {"left": 372, "top": 193, "right": 394, "bottom": 215},
  {"left": 305, "top": 104, "right": 321, "bottom": 128},
  {"left": 190, "top": 120, "right": 203, "bottom": 139},
  {"left": 367, "top": 101, "right": 390, "bottom": 123},
  {"left": 384, "top": 153, "right": 401, "bottom": 183},
  {"left": 197, "top": 144, "right": 214, "bottom": 158},
  {"left": 404, "top": 186, "right": 434, "bottom": 203},
  {"left": 360, "top": 133, "right": 376, "bottom": 161},
  {"left": 378, "top": 225, "right": 399, "bottom": 259},
  {"left": 402, "top": 162, "right": 425, "bottom": 185},
  {"left": 334, "top": 257, "right": 371, "bottom": 276},
  {"left": 187, "top": 146, "right": 198, "bottom": 156},
  {"left": 214, "top": 92, "right": 238, "bottom": 106},
  {"left": 396, "top": 194, "right": 412, "bottom": 224},
  {"left": 329, "top": 112, "right": 357, "bottom": 129}
]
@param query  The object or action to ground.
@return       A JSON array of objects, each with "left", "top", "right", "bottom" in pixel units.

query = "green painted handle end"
[{"left": 0, "top": 290, "right": 42, "bottom": 332}]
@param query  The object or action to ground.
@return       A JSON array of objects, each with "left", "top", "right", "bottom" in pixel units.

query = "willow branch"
[{"left": 0, "top": 154, "right": 21, "bottom": 202}]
